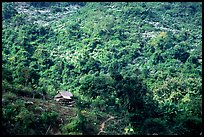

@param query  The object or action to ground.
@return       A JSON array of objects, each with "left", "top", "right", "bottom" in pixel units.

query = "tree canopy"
[{"left": 2, "top": 2, "right": 202, "bottom": 135}]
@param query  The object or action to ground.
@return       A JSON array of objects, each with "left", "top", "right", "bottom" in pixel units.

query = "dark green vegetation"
[{"left": 2, "top": 2, "right": 202, "bottom": 135}]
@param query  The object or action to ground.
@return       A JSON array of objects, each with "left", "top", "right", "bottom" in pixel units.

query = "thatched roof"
[{"left": 54, "top": 91, "right": 73, "bottom": 101}]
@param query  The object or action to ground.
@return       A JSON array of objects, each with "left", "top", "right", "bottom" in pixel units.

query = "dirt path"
[{"left": 97, "top": 115, "right": 114, "bottom": 135}]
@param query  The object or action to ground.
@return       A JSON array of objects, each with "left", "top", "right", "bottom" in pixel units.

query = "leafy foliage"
[{"left": 2, "top": 2, "right": 202, "bottom": 135}]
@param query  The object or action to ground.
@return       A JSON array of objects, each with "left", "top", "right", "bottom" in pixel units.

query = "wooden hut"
[{"left": 54, "top": 91, "right": 75, "bottom": 105}]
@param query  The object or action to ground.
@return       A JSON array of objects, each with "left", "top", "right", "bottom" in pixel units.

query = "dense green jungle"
[{"left": 2, "top": 2, "right": 202, "bottom": 135}]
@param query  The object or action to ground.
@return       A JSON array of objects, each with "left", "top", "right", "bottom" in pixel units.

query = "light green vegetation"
[{"left": 2, "top": 2, "right": 202, "bottom": 135}]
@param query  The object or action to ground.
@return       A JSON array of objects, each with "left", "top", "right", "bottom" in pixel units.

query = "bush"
[
  {"left": 172, "top": 116, "right": 202, "bottom": 135},
  {"left": 2, "top": 2, "right": 18, "bottom": 20},
  {"left": 61, "top": 118, "right": 82, "bottom": 134},
  {"left": 142, "top": 118, "right": 168, "bottom": 135},
  {"left": 51, "top": 6, "right": 63, "bottom": 13},
  {"left": 29, "top": 2, "right": 56, "bottom": 7}
]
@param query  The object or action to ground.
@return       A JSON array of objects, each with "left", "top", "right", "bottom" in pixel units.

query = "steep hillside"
[{"left": 2, "top": 2, "right": 202, "bottom": 135}]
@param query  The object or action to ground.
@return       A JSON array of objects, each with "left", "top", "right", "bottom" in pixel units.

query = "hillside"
[{"left": 2, "top": 2, "right": 202, "bottom": 135}]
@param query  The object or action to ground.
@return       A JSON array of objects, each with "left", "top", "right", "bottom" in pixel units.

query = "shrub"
[
  {"left": 142, "top": 118, "right": 168, "bottom": 135},
  {"left": 2, "top": 2, "right": 18, "bottom": 20},
  {"left": 172, "top": 116, "right": 202, "bottom": 135},
  {"left": 61, "top": 118, "right": 82, "bottom": 134}
]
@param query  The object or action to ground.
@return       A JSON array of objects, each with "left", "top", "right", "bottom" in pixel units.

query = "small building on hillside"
[{"left": 54, "top": 91, "right": 75, "bottom": 106}]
